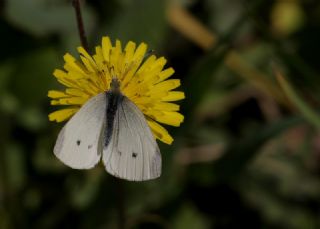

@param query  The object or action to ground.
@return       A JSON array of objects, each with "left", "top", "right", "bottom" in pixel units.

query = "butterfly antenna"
[{"left": 143, "top": 49, "right": 155, "bottom": 63}]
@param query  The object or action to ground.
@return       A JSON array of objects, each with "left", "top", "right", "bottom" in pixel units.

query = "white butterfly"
[{"left": 53, "top": 78, "right": 161, "bottom": 181}]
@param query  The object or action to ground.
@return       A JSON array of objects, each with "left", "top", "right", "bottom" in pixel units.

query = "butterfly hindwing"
[
  {"left": 102, "top": 96, "right": 162, "bottom": 181},
  {"left": 54, "top": 93, "right": 107, "bottom": 169}
]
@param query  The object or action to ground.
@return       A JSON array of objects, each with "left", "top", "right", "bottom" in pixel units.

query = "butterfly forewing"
[
  {"left": 54, "top": 93, "right": 107, "bottom": 169},
  {"left": 102, "top": 96, "right": 162, "bottom": 181}
]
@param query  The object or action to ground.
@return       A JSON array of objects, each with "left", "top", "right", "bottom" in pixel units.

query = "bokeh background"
[{"left": 1, "top": 0, "right": 320, "bottom": 228}]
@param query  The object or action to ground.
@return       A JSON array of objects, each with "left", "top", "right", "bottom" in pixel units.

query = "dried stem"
[{"left": 72, "top": 0, "right": 89, "bottom": 51}]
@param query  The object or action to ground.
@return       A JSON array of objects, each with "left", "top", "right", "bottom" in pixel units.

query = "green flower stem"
[{"left": 274, "top": 67, "right": 320, "bottom": 129}]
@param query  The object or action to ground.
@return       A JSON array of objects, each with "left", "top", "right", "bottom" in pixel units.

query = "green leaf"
[
  {"left": 9, "top": 48, "right": 59, "bottom": 106},
  {"left": 4, "top": 143, "right": 26, "bottom": 191},
  {"left": 67, "top": 169, "right": 103, "bottom": 209},
  {"left": 275, "top": 69, "right": 320, "bottom": 129},
  {"left": 0, "top": 61, "right": 14, "bottom": 90},
  {"left": 4, "top": 0, "right": 96, "bottom": 49},
  {"left": 98, "top": 0, "right": 167, "bottom": 49},
  {"left": 0, "top": 92, "right": 19, "bottom": 114},
  {"left": 17, "top": 106, "right": 47, "bottom": 131},
  {"left": 212, "top": 116, "right": 303, "bottom": 181},
  {"left": 172, "top": 204, "right": 209, "bottom": 229}
]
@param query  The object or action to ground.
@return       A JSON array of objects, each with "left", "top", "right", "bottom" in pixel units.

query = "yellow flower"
[{"left": 48, "top": 36, "right": 185, "bottom": 144}]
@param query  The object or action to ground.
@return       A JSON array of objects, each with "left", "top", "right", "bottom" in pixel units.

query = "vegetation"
[{"left": 1, "top": 0, "right": 320, "bottom": 228}]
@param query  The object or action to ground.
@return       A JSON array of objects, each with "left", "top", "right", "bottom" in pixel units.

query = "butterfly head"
[{"left": 110, "top": 77, "right": 121, "bottom": 93}]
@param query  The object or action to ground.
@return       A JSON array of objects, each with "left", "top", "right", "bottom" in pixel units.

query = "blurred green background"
[{"left": 1, "top": 0, "right": 320, "bottom": 228}]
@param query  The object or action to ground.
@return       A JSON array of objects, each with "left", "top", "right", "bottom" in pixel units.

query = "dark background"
[{"left": 1, "top": 0, "right": 320, "bottom": 228}]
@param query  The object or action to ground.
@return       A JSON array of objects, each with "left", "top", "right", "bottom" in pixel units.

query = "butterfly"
[{"left": 53, "top": 78, "right": 161, "bottom": 181}]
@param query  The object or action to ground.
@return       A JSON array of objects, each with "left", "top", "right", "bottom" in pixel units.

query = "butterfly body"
[
  {"left": 104, "top": 90, "right": 123, "bottom": 148},
  {"left": 54, "top": 78, "right": 162, "bottom": 181}
]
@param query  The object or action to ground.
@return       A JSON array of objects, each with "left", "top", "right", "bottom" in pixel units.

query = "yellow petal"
[
  {"left": 146, "top": 57, "right": 166, "bottom": 79},
  {"left": 151, "top": 57, "right": 167, "bottom": 69},
  {"left": 143, "top": 109, "right": 165, "bottom": 120},
  {"left": 162, "top": 91, "right": 185, "bottom": 101},
  {"left": 93, "top": 46, "right": 105, "bottom": 70},
  {"left": 53, "top": 69, "right": 67, "bottom": 80},
  {"left": 51, "top": 97, "right": 88, "bottom": 105},
  {"left": 63, "top": 53, "right": 86, "bottom": 73},
  {"left": 65, "top": 69, "right": 86, "bottom": 80},
  {"left": 147, "top": 91, "right": 169, "bottom": 100},
  {"left": 157, "top": 68, "right": 175, "bottom": 83},
  {"left": 53, "top": 70, "right": 82, "bottom": 88},
  {"left": 48, "top": 90, "right": 68, "bottom": 99},
  {"left": 102, "top": 36, "right": 112, "bottom": 61},
  {"left": 154, "top": 111, "right": 184, "bottom": 126},
  {"left": 109, "top": 40, "right": 123, "bottom": 76},
  {"left": 77, "top": 47, "right": 97, "bottom": 68},
  {"left": 80, "top": 56, "right": 96, "bottom": 73},
  {"left": 153, "top": 102, "right": 180, "bottom": 111},
  {"left": 66, "top": 88, "right": 89, "bottom": 97},
  {"left": 133, "top": 42, "right": 147, "bottom": 61},
  {"left": 147, "top": 120, "right": 173, "bottom": 144},
  {"left": 48, "top": 108, "right": 78, "bottom": 122},
  {"left": 124, "top": 41, "right": 136, "bottom": 63},
  {"left": 137, "top": 55, "right": 157, "bottom": 74},
  {"left": 152, "top": 79, "right": 181, "bottom": 92}
]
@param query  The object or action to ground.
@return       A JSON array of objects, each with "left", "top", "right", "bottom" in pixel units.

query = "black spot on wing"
[
  {"left": 132, "top": 152, "right": 137, "bottom": 158},
  {"left": 88, "top": 144, "right": 92, "bottom": 149},
  {"left": 77, "top": 140, "right": 81, "bottom": 146}
]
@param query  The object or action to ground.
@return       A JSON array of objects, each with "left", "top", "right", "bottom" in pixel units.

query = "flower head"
[{"left": 48, "top": 36, "right": 185, "bottom": 144}]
